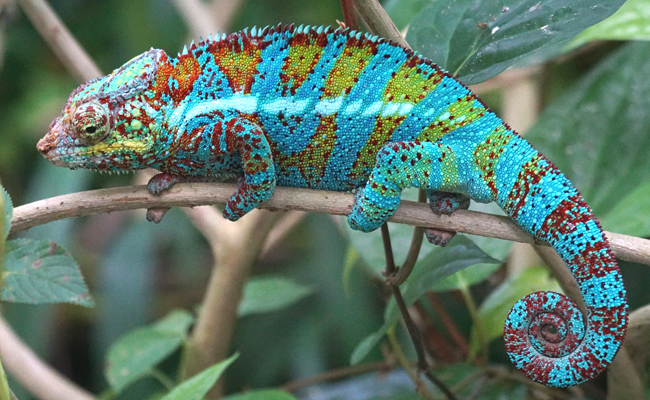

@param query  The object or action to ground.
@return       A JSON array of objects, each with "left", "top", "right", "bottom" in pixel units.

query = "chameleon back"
[{"left": 153, "top": 25, "right": 492, "bottom": 192}]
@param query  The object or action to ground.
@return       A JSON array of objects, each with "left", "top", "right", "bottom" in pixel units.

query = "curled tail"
[{"left": 497, "top": 140, "right": 628, "bottom": 387}]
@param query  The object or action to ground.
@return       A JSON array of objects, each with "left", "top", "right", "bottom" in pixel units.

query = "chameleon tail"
[{"left": 498, "top": 139, "right": 628, "bottom": 387}]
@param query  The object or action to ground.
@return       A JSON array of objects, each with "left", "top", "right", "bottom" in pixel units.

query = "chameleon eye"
[{"left": 72, "top": 102, "right": 110, "bottom": 142}]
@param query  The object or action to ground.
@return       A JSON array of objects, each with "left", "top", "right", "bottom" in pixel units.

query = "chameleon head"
[{"left": 38, "top": 48, "right": 166, "bottom": 171}]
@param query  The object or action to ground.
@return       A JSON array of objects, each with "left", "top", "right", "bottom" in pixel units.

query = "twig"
[
  {"left": 281, "top": 361, "right": 393, "bottom": 393},
  {"left": 381, "top": 226, "right": 457, "bottom": 400},
  {"left": 207, "top": 0, "right": 244, "bottom": 32},
  {"left": 0, "top": 316, "right": 95, "bottom": 400},
  {"left": 17, "top": 0, "right": 101, "bottom": 82},
  {"left": 261, "top": 211, "right": 307, "bottom": 258},
  {"left": 351, "top": 0, "right": 407, "bottom": 47},
  {"left": 340, "top": 0, "right": 358, "bottom": 30},
  {"left": 426, "top": 293, "right": 469, "bottom": 356},
  {"left": 388, "top": 189, "right": 426, "bottom": 286},
  {"left": 171, "top": 0, "right": 220, "bottom": 39},
  {"left": 386, "top": 327, "right": 433, "bottom": 400},
  {"left": 9, "top": 184, "right": 650, "bottom": 266}
]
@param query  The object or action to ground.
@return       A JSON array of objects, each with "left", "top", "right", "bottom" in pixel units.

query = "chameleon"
[{"left": 37, "top": 25, "right": 627, "bottom": 387}]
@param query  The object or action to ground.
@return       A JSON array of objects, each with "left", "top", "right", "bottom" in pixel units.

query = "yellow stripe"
[{"left": 83, "top": 139, "right": 151, "bottom": 155}]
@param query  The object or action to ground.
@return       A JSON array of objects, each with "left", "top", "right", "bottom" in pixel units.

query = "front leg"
[
  {"left": 147, "top": 116, "right": 276, "bottom": 222},
  {"left": 349, "top": 141, "right": 483, "bottom": 233},
  {"left": 220, "top": 118, "right": 276, "bottom": 220}
]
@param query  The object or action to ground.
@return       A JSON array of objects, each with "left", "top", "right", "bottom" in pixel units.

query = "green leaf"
[
  {"left": 601, "top": 180, "right": 650, "bottom": 237},
  {"left": 238, "top": 276, "right": 314, "bottom": 316},
  {"left": 342, "top": 245, "right": 360, "bottom": 297},
  {"left": 350, "top": 325, "right": 389, "bottom": 365},
  {"left": 160, "top": 354, "right": 238, "bottom": 400},
  {"left": 406, "top": 0, "right": 626, "bottom": 84},
  {"left": 527, "top": 42, "right": 650, "bottom": 215},
  {"left": 0, "top": 357, "right": 10, "bottom": 400},
  {"left": 106, "top": 310, "right": 194, "bottom": 393},
  {"left": 223, "top": 390, "right": 297, "bottom": 400},
  {"left": 384, "top": 236, "right": 500, "bottom": 325},
  {"left": 1, "top": 185, "right": 11, "bottom": 241},
  {"left": 383, "top": 0, "right": 431, "bottom": 29},
  {"left": 351, "top": 237, "right": 499, "bottom": 365},
  {"left": 1, "top": 238, "right": 93, "bottom": 306},
  {"left": 570, "top": 0, "right": 650, "bottom": 48},
  {"left": 469, "top": 266, "right": 562, "bottom": 356}
]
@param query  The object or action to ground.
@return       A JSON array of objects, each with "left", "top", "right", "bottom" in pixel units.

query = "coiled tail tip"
[{"left": 504, "top": 291, "right": 625, "bottom": 387}]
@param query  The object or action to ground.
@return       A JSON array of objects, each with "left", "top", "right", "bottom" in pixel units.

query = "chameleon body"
[{"left": 37, "top": 25, "right": 627, "bottom": 387}]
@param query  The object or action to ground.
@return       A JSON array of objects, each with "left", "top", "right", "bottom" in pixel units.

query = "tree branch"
[
  {"left": 9, "top": 183, "right": 650, "bottom": 266},
  {"left": 18, "top": 0, "right": 101, "bottom": 82},
  {"left": 0, "top": 316, "right": 94, "bottom": 400}
]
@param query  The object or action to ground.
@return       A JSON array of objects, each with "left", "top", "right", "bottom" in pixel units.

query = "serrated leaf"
[
  {"left": 406, "top": 0, "right": 626, "bottom": 84},
  {"left": 469, "top": 266, "right": 562, "bottom": 356},
  {"left": 570, "top": 0, "right": 650, "bottom": 48},
  {"left": 160, "top": 354, "right": 238, "bottom": 400},
  {"left": 223, "top": 390, "right": 297, "bottom": 400},
  {"left": 600, "top": 180, "right": 650, "bottom": 237},
  {"left": 1, "top": 238, "right": 93, "bottom": 306},
  {"left": 238, "top": 276, "right": 314, "bottom": 316},
  {"left": 106, "top": 310, "right": 194, "bottom": 393},
  {"left": 1, "top": 185, "right": 12, "bottom": 241},
  {"left": 527, "top": 42, "right": 650, "bottom": 215},
  {"left": 384, "top": 236, "right": 500, "bottom": 325}
]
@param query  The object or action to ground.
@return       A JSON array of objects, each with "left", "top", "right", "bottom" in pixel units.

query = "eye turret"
[{"left": 72, "top": 102, "right": 110, "bottom": 142}]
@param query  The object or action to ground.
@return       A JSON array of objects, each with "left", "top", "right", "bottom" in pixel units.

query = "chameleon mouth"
[{"left": 40, "top": 138, "right": 153, "bottom": 168}]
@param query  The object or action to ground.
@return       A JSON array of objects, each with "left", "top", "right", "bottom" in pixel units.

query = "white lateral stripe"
[
  {"left": 262, "top": 98, "right": 309, "bottom": 114},
  {"left": 362, "top": 101, "right": 383, "bottom": 117},
  {"left": 183, "top": 94, "right": 259, "bottom": 121},
  {"left": 315, "top": 97, "right": 344, "bottom": 115}
]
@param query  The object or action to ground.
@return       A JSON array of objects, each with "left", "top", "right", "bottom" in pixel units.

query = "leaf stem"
[
  {"left": 459, "top": 280, "right": 486, "bottom": 365},
  {"left": 386, "top": 326, "right": 433, "bottom": 400}
]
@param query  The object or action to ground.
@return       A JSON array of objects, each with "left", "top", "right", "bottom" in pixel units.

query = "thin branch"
[
  {"left": 9, "top": 183, "right": 650, "bottom": 266},
  {"left": 381, "top": 224, "right": 397, "bottom": 273},
  {"left": 18, "top": 0, "right": 101, "bottom": 82},
  {"left": 0, "top": 316, "right": 95, "bottom": 400},
  {"left": 260, "top": 211, "right": 307, "bottom": 258},
  {"left": 171, "top": 0, "right": 220, "bottom": 39},
  {"left": 207, "top": 0, "right": 244, "bottom": 32},
  {"left": 388, "top": 189, "right": 426, "bottom": 286},
  {"left": 382, "top": 225, "right": 457, "bottom": 399},
  {"left": 340, "top": 0, "right": 359, "bottom": 30},
  {"left": 281, "top": 361, "right": 393, "bottom": 393},
  {"left": 351, "top": 0, "right": 407, "bottom": 47}
]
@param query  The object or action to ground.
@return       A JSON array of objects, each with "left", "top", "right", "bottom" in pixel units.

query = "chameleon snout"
[{"left": 37, "top": 117, "right": 62, "bottom": 156}]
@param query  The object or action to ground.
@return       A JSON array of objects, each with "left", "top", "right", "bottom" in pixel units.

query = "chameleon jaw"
[{"left": 38, "top": 119, "right": 153, "bottom": 170}]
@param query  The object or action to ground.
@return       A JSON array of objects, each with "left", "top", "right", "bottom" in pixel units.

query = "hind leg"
[
  {"left": 424, "top": 191, "right": 470, "bottom": 246},
  {"left": 349, "top": 141, "right": 468, "bottom": 232}
]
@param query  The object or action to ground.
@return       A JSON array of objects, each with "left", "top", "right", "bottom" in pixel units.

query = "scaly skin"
[{"left": 37, "top": 25, "right": 627, "bottom": 387}]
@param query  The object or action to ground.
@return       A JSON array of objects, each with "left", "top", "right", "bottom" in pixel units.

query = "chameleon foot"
[{"left": 424, "top": 191, "right": 470, "bottom": 246}]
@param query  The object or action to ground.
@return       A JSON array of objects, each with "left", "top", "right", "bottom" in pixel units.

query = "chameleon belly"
[{"left": 37, "top": 24, "right": 627, "bottom": 387}]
